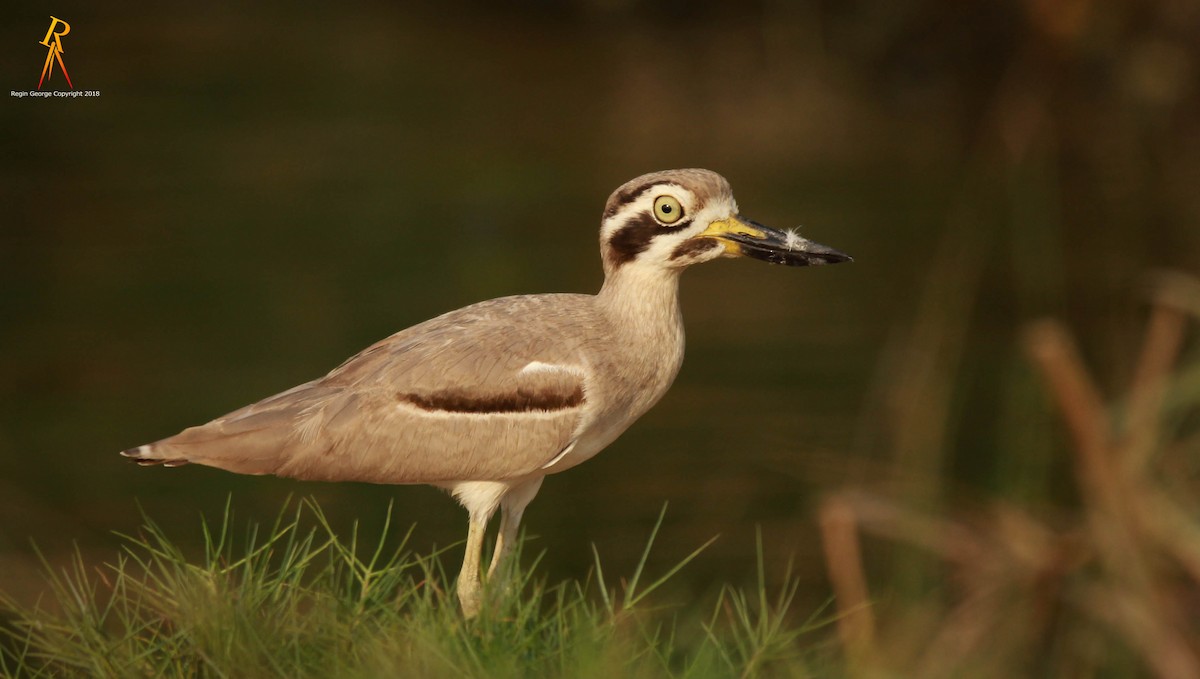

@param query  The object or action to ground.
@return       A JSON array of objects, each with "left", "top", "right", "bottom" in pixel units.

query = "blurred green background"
[{"left": 1, "top": 0, "right": 1197, "bottom": 614}]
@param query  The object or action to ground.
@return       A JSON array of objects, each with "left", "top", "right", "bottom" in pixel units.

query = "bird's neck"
[{"left": 596, "top": 264, "right": 684, "bottom": 346}]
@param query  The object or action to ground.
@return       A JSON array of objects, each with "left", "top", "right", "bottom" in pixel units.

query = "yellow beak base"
[{"left": 696, "top": 217, "right": 766, "bottom": 257}]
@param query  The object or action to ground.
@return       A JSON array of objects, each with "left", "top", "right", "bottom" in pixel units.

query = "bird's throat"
[{"left": 596, "top": 264, "right": 685, "bottom": 365}]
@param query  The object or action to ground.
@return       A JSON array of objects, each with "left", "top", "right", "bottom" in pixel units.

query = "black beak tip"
[
  {"left": 794, "top": 242, "right": 853, "bottom": 266},
  {"left": 822, "top": 249, "right": 854, "bottom": 265}
]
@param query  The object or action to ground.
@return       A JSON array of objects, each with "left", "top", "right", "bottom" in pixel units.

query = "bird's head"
[{"left": 599, "top": 169, "right": 852, "bottom": 277}]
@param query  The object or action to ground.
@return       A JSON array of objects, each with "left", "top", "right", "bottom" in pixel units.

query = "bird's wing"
[{"left": 124, "top": 295, "right": 607, "bottom": 483}]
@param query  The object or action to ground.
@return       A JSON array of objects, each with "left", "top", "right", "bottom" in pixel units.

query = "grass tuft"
[{"left": 0, "top": 499, "right": 831, "bottom": 678}]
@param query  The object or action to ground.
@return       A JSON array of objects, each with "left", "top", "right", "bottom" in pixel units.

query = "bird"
[{"left": 121, "top": 169, "right": 852, "bottom": 617}]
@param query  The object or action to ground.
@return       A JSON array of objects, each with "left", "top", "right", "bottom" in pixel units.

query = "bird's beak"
[{"left": 696, "top": 215, "right": 853, "bottom": 266}]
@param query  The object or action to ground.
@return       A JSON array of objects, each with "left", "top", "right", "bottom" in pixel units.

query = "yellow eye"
[{"left": 653, "top": 195, "right": 684, "bottom": 224}]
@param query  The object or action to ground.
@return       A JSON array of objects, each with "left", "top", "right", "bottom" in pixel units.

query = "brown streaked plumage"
[{"left": 121, "top": 168, "right": 852, "bottom": 618}]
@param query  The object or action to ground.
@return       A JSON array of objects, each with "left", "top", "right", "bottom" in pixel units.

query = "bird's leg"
[
  {"left": 452, "top": 477, "right": 541, "bottom": 617},
  {"left": 486, "top": 506, "right": 520, "bottom": 582},
  {"left": 456, "top": 514, "right": 488, "bottom": 619},
  {"left": 486, "top": 476, "right": 543, "bottom": 583}
]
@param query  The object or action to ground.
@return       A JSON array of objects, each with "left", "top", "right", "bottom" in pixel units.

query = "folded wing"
[{"left": 122, "top": 295, "right": 602, "bottom": 484}]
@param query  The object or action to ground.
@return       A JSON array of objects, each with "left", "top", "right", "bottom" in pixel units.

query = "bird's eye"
[{"left": 653, "top": 195, "right": 684, "bottom": 224}]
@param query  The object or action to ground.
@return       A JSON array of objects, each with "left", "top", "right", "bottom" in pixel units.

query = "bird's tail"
[
  {"left": 118, "top": 424, "right": 283, "bottom": 475},
  {"left": 120, "top": 443, "right": 190, "bottom": 467},
  {"left": 117, "top": 381, "right": 337, "bottom": 476}
]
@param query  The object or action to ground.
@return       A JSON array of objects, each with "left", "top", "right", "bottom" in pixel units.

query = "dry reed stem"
[
  {"left": 821, "top": 492, "right": 1019, "bottom": 676},
  {"left": 1138, "top": 489, "right": 1200, "bottom": 585},
  {"left": 1025, "top": 314, "right": 1200, "bottom": 677},
  {"left": 989, "top": 504, "right": 1066, "bottom": 576},
  {"left": 1021, "top": 321, "right": 1153, "bottom": 587},
  {"left": 914, "top": 584, "right": 1004, "bottom": 679},
  {"left": 1125, "top": 303, "right": 1186, "bottom": 472},
  {"left": 1081, "top": 584, "right": 1200, "bottom": 679},
  {"left": 1022, "top": 321, "right": 1115, "bottom": 510},
  {"left": 833, "top": 491, "right": 982, "bottom": 566},
  {"left": 1150, "top": 270, "right": 1200, "bottom": 321},
  {"left": 818, "top": 495, "right": 876, "bottom": 669}
]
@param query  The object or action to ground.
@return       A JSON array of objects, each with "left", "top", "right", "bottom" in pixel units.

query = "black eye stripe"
[{"left": 605, "top": 211, "right": 694, "bottom": 267}]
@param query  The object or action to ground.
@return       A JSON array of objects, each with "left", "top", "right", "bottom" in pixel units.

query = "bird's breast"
[{"left": 544, "top": 311, "right": 686, "bottom": 473}]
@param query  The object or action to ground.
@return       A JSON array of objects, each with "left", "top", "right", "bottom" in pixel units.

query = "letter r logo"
[
  {"left": 36, "top": 16, "right": 73, "bottom": 90},
  {"left": 40, "top": 17, "right": 70, "bottom": 53}
]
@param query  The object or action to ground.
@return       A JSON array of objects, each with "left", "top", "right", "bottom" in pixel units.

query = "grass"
[{"left": 0, "top": 500, "right": 833, "bottom": 679}]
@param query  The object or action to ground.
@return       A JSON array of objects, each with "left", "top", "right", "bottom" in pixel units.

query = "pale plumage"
[{"left": 121, "top": 169, "right": 851, "bottom": 617}]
